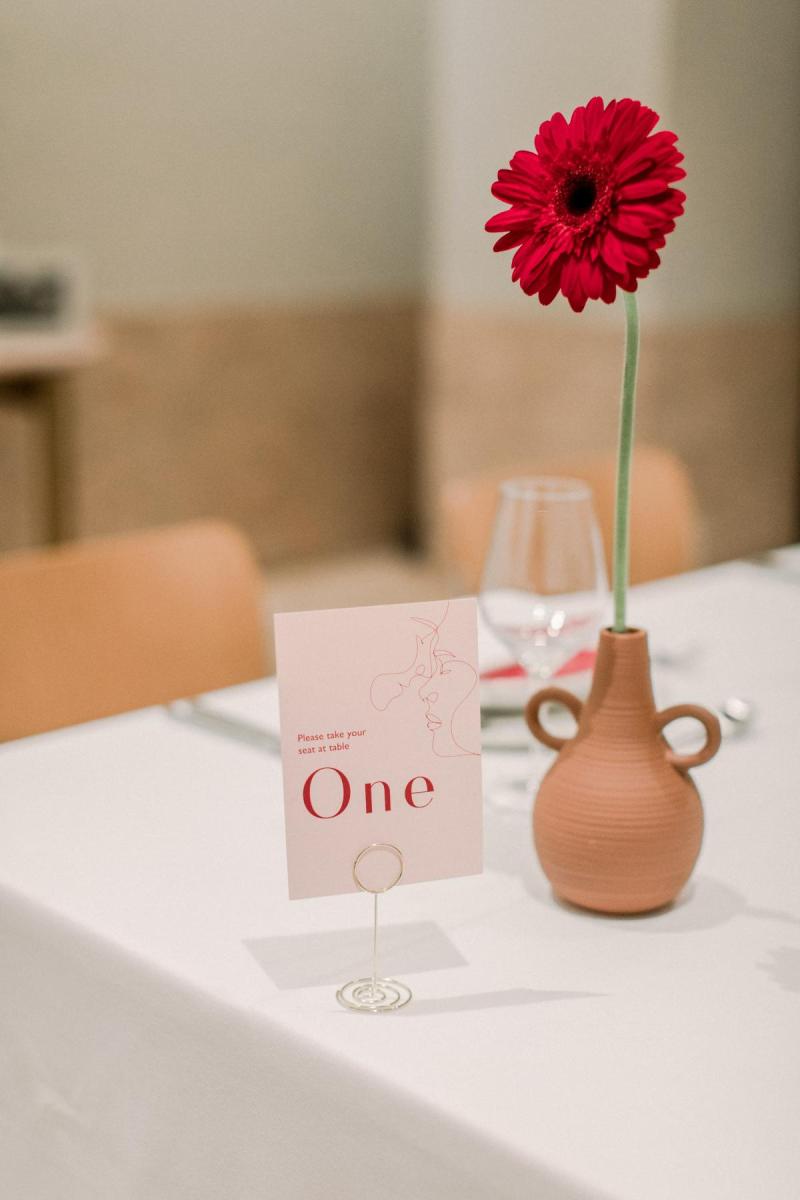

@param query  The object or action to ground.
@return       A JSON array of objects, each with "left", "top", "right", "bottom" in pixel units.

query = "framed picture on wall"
[{"left": 0, "top": 247, "right": 89, "bottom": 335}]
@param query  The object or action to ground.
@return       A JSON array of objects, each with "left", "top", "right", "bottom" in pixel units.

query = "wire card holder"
[{"left": 336, "top": 842, "right": 412, "bottom": 1013}]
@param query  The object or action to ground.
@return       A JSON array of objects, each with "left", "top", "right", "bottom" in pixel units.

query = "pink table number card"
[{"left": 275, "top": 598, "right": 483, "bottom": 901}]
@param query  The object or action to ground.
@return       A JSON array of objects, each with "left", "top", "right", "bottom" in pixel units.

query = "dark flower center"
[{"left": 565, "top": 175, "right": 597, "bottom": 216}]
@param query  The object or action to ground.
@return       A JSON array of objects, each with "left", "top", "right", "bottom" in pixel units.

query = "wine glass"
[{"left": 479, "top": 477, "right": 608, "bottom": 810}]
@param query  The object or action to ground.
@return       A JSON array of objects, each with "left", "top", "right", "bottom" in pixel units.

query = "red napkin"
[{"left": 481, "top": 648, "right": 596, "bottom": 681}]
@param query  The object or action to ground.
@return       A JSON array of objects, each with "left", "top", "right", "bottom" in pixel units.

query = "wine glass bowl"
[
  {"left": 479, "top": 477, "right": 608, "bottom": 806},
  {"left": 480, "top": 477, "right": 608, "bottom": 683}
]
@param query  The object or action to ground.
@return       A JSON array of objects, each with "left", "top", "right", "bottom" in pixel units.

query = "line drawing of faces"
[
  {"left": 369, "top": 602, "right": 479, "bottom": 757},
  {"left": 418, "top": 649, "right": 479, "bottom": 757},
  {"left": 369, "top": 606, "right": 444, "bottom": 712}
]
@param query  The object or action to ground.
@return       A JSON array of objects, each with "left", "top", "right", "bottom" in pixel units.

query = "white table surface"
[{"left": 2, "top": 559, "right": 799, "bottom": 1200}]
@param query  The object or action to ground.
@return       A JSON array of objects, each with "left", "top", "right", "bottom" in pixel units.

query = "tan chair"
[
  {"left": 440, "top": 445, "right": 698, "bottom": 593},
  {"left": 0, "top": 520, "right": 268, "bottom": 741}
]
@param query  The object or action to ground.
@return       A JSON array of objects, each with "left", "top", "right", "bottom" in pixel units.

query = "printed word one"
[{"left": 302, "top": 767, "right": 434, "bottom": 820}]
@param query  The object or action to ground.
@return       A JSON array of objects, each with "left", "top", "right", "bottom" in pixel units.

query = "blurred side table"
[{"left": 0, "top": 325, "right": 104, "bottom": 549}]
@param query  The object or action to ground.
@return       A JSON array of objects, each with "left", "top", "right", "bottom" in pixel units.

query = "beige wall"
[
  {"left": 0, "top": 3, "right": 428, "bottom": 560},
  {"left": 1, "top": 2, "right": 797, "bottom": 567},
  {"left": 423, "top": 0, "right": 800, "bottom": 563},
  {"left": 427, "top": 0, "right": 672, "bottom": 317},
  {"left": 57, "top": 303, "right": 419, "bottom": 562},
  {"left": 5, "top": 1, "right": 795, "bottom": 319},
  {"left": 427, "top": 0, "right": 800, "bottom": 323},
  {"left": 665, "top": 0, "right": 800, "bottom": 321},
  {"left": 422, "top": 309, "right": 799, "bottom": 565},
  {"left": 0, "top": 1, "right": 428, "bottom": 308}
]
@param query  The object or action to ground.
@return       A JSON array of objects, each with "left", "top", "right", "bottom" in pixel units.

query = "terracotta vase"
[{"left": 526, "top": 628, "right": 721, "bottom": 915}]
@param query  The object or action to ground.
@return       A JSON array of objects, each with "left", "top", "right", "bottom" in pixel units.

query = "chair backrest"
[
  {"left": 440, "top": 445, "right": 698, "bottom": 594},
  {"left": 0, "top": 520, "right": 267, "bottom": 741}
]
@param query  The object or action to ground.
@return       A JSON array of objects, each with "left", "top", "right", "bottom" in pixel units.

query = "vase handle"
[
  {"left": 525, "top": 687, "right": 583, "bottom": 751},
  {"left": 655, "top": 703, "right": 721, "bottom": 770}
]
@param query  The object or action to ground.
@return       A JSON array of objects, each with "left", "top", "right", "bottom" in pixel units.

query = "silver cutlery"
[
  {"left": 714, "top": 695, "right": 754, "bottom": 738},
  {"left": 166, "top": 698, "right": 282, "bottom": 753}
]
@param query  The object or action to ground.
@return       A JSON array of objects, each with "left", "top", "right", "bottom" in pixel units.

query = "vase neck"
[{"left": 585, "top": 628, "right": 655, "bottom": 718}]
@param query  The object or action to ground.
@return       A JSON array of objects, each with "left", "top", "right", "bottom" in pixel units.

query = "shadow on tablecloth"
[{"left": 244, "top": 920, "right": 467, "bottom": 989}]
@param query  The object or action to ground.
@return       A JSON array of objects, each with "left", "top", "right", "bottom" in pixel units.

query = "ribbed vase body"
[{"left": 529, "top": 629, "right": 718, "bottom": 914}]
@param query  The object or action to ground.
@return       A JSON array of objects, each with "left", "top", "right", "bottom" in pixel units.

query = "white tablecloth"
[{"left": 1, "top": 560, "right": 799, "bottom": 1200}]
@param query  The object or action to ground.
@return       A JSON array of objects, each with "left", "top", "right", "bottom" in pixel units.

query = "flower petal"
[
  {"left": 537, "top": 268, "right": 562, "bottom": 305},
  {"left": 509, "top": 148, "right": 537, "bottom": 169},
  {"left": 515, "top": 236, "right": 558, "bottom": 286},
  {"left": 584, "top": 95, "right": 605, "bottom": 138},
  {"left": 607, "top": 99, "right": 653, "bottom": 153},
  {"left": 618, "top": 178, "right": 675, "bottom": 201},
  {"left": 492, "top": 231, "right": 525, "bottom": 253},
  {"left": 561, "top": 256, "right": 588, "bottom": 311},
  {"left": 612, "top": 235, "right": 651, "bottom": 267},
  {"left": 616, "top": 132, "right": 681, "bottom": 181},
  {"left": 580, "top": 256, "right": 604, "bottom": 300},
  {"left": 612, "top": 209, "right": 661, "bottom": 239},
  {"left": 601, "top": 274, "right": 617, "bottom": 304},
  {"left": 601, "top": 230, "right": 630, "bottom": 274},
  {"left": 485, "top": 207, "right": 536, "bottom": 232},
  {"left": 569, "top": 103, "right": 587, "bottom": 143},
  {"left": 492, "top": 177, "right": 541, "bottom": 204},
  {"left": 544, "top": 110, "right": 569, "bottom": 153}
]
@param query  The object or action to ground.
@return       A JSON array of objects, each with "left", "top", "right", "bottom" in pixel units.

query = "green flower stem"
[{"left": 612, "top": 290, "right": 640, "bottom": 633}]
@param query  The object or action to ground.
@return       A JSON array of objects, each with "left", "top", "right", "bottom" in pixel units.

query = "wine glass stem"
[{"left": 525, "top": 667, "right": 551, "bottom": 783}]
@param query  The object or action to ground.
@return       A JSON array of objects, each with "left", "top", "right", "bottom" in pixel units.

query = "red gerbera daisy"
[{"left": 486, "top": 96, "right": 685, "bottom": 312}]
